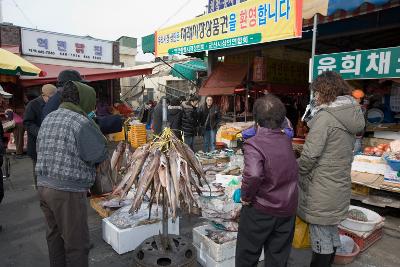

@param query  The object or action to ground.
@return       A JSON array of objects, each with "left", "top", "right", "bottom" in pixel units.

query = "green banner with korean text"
[{"left": 312, "top": 46, "right": 400, "bottom": 80}]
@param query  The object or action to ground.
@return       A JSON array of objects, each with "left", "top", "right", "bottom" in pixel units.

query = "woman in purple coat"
[{"left": 236, "top": 94, "right": 299, "bottom": 267}]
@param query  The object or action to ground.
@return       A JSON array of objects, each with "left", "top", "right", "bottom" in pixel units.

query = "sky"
[{"left": 1, "top": 0, "right": 209, "bottom": 61}]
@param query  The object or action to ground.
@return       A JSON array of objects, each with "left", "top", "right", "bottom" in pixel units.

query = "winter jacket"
[
  {"left": 36, "top": 108, "right": 108, "bottom": 192},
  {"left": 298, "top": 96, "right": 365, "bottom": 225},
  {"left": 198, "top": 105, "right": 221, "bottom": 131},
  {"left": 42, "top": 90, "right": 61, "bottom": 121},
  {"left": 241, "top": 127, "right": 299, "bottom": 217},
  {"left": 152, "top": 101, "right": 164, "bottom": 135},
  {"left": 181, "top": 102, "right": 198, "bottom": 137},
  {"left": 167, "top": 105, "right": 183, "bottom": 139},
  {"left": 41, "top": 89, "right": 122, "bottom": 135},
  {"left": 23, "top": 96, "right": 46, "bottom": 160}
]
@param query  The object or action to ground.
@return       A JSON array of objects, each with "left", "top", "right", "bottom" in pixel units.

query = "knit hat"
[{"left": 352, "top": 89, "right": 365, "bottom": 100}]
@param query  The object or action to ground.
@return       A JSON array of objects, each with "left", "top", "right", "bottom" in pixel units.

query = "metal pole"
[
  {"left": 162, "top": 189, "right": 168, "bottom": 241},
  {"left": 0, "top": 0, "right": 3, "bottom": 24},
  {"left": 162, "top": 97, "right": 168, "bottom": 128},
  {"left": 310, "top": 14, "right": 318, "bottom": 100},
  {"left": 161, "top": 98, "right": 169, "bottom": 246}
]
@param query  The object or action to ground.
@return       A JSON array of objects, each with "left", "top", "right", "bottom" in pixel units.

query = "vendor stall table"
[{"left": 351, "top": 171, "right": 400, "bottom": 209}]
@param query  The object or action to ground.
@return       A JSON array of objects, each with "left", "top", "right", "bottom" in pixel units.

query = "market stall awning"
[
  {"left": 199, "top": 64, "right": 247, "bottom": 96},
  {"left": 304, "top": 0, "right": 400, "bottom": 26},
  {"left": 303, "top": 0, "right": 395, "bottom": 19},
  {"left": 19, "top": 63, "right": 154, "bottom": 87},
  {"left": 0, "top": 48, "right": 43, "bottom": 76},
  {"left": 171, "top": 60, "right": 207, "bottom": 81}
]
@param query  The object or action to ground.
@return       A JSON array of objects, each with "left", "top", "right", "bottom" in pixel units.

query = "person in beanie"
[
  {"left": 41, "top": 70, "right": 87, "bottom": 120},
  {"left": 235, "top": 94, "right": 298, "bottom": 267},
  {"left": 23, "top": 84, "right": 57, "bottom": 189},
  {"left": 42, "top": 69, "right": 123, "bottom": 135},
  {"left": 298, "top": 71, "right": 365, "bottom": 267},
  {"left": 181, "top": 95, "right": 199, "bottom": 150},
  {"left": 167, "top": 97, "right": 183, "bottom": 139},
  {"left": 36, "top": 81, "right": 107, "bottom": 267}
]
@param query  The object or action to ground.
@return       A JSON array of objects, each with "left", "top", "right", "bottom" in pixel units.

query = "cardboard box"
[{"left": 102, "top": 217, "right": 179, "bottom": 254}]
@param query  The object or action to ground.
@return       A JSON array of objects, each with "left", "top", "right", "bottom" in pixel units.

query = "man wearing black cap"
[
  {"left": 42, "top": 70, "right": 123, "bottom": 135},
  {"left": 42, "top": 70, "right": 86, "bottom": 120}
]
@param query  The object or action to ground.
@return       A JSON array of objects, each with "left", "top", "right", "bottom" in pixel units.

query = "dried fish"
[
  {"left": 111, "top": 142, "right": 125, "bottom": 171},
  {"left": 113, "top": 127, "right": 209, "bottom": 221}
]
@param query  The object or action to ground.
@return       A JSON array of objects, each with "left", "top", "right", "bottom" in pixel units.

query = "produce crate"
[
  {"left": 129, "top": 124, "right": 147, "bottom": 148},
  {"left": 90, "top": 197, "right": 116, "bottom": 218},
  {"left": 338, "top": 227, "right": 383, "bottom": 252},
  {"left": 109, "top": 129, "right": 125, "bottom": 142},
  {"left": 193, "top": 224, "right": 264, "bottom": 266},
  {"left": 351, "top": 183, "right": 370, "bottom": 196}
]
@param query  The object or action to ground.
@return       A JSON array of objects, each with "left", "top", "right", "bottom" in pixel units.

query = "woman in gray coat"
[{"left": 298, "top": 71, "right": 365, "bottom": 267}]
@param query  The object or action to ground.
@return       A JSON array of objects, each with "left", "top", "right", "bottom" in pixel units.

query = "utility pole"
[{"left": 0, "top": 0, "right": 3, "bottom": 24}]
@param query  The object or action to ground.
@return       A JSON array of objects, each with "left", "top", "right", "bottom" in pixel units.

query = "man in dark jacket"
[
  {"left": 152, "top": 97, "right": 169, "bottom": 135},
  {"left": 23, "top": 84, "right": 57, "bottom": 189},
  {"left": 236, "top": 94, "right": 298, "bottom": 267},
  {"left": 42, "top": 69, "right": 122, "bottom": 135},
  {"left": 167, "top": 97, "right": 183, "bottom": 139},
  {"left": 181, "top": 95, "right": 199, "bottom": 150}
]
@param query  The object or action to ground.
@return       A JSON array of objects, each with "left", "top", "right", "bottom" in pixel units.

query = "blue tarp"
[{"left": 327, "top": 0, "right": 391, "bottom": 15}]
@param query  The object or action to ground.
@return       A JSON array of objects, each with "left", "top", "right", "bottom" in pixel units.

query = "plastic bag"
[
  {"left": 91, "top": 158, "right": 114, "bottom": 196},
  {"left": 292, "top": 216, "right": 311, "bottom": 249}
]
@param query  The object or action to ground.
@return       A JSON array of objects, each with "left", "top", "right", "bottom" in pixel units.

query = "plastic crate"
[
  {"left": 384, "top": 156, "right": 400, "bottom": 171},
  {"left": 351, "top": 183, "right": 370, "bottom": 196},
  {"left": 338, "top": 227, "right": 383, "bottom": 252}
]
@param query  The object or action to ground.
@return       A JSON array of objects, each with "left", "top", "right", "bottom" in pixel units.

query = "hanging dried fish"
[{"left": 113, "top": 128, "right": 209, "bottom": 221}]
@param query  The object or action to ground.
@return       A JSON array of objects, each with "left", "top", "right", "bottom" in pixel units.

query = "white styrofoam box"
[
  {"left": 102, "top": 217, "right": 179, "bottom": 254},
  {"left": 352, "top": 155, "right": 390, "bottom": 175},
  {"left": 384, "top": 169, "right": 400, "bottom": 183},
  {"left": 193, "top": 225, "right": 264, "bottom": 265},
  {"left": 373, "top": 131, "right": 400, "bottom": 140},
  {"left": 195, "top": 243, "right": 264, "bottom": 267},
  {"left": 195, "top": 244, "right": 235, "bottom": 267},
  {"left": 221, "top": 138, "right": 237, "bottom": 148}
]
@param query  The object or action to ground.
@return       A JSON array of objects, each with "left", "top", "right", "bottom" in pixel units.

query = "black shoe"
[{"left": 0, "top": 225, "right": 3, "bottom": 232}]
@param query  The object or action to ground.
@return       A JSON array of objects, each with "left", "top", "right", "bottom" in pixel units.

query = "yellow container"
[
  {"left": 129, "top": 123, "right": 147, "bottom": 148},
  {"left": 110, "top": 128, "right": 125, "bottom": 141}
]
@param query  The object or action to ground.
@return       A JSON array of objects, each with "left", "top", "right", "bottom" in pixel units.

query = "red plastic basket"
[{"left": 338, "top": 227, "right": 383, "bottom": 252}]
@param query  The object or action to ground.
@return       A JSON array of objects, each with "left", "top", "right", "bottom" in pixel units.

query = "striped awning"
[{"left": 304, "top": 0, "right": 400, "bottom": 26}]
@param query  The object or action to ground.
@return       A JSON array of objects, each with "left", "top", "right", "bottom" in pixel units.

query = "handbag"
[
  {"left": 292, "top": 216, "right": 311, "bottom": 249},
  {"left": 90, "top": 157, "right": 114, "bottom": 196},
  {"left": 2, "top": 120, "right": 15, "bottom": 131}
]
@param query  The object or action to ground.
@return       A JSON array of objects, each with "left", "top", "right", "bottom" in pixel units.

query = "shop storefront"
[{"left": 0, "top": 25, "right": 153, "bottom": 113}]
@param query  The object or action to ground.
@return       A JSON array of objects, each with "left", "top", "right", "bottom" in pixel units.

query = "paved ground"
[{"left": 1, "top": 156, "right": 400, "bottom": 267}]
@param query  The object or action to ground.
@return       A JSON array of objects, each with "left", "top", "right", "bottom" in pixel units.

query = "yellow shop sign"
[{"left": 155, "top": 0, "right": 303, "bottom": 56}]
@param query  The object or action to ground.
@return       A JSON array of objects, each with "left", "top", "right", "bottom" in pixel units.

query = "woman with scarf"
[{"left": 298, "top": 71, "right": 365, "bottom": 267}]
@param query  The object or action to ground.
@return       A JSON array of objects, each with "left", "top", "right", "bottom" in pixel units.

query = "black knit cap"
[{"left": 57, "top": 69, "right": 88, "bottom": 87}]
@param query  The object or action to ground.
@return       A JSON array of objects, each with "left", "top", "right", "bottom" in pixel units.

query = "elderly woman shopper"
[
  {"left": 236, "top": 94, "right": 299, "bottom": 267},
  {"left": 298, "top": 71, "right": 365, "bottom": 267}
]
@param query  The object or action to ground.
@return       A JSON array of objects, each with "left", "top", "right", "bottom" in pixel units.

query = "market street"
[{"left": 0, "top": 156, "right": 400, "bottom": 267}]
